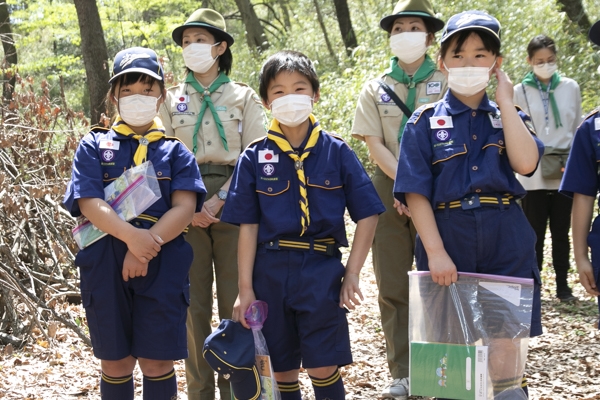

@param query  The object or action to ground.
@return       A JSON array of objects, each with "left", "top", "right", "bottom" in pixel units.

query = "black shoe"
[{"left": 557, "top": 291, "right": 577, "bottom": 303}]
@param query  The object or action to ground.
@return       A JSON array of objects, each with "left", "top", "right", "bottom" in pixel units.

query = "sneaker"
[
  {"left": 557, "top": 288, "right": 577, "bottom": 303},
  {"left": 381, "top": 377, "right": 409, "bottom": 399}
]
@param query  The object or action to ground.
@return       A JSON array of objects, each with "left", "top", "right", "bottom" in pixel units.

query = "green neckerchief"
[
  {"left": 384, "top": 55, "right": 436, "bottom": 141},
  {"left": 522, "top": 71, "right": 562, "bottom": 129},
  {"left": 185, "top": 71, "right": 231, "bottom": 153}
]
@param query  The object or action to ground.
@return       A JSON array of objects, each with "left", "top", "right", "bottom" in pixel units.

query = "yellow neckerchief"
[
  {"left": 267, "top": 114, "right": 321, "bottom": 236},
  {"left": 112, "top": 116, "right": 166, "bottom": 166}
]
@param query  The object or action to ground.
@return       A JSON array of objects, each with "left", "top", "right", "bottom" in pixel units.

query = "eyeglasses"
[{"left": 533, "top": 60, "right": 557, "bottom": 68}]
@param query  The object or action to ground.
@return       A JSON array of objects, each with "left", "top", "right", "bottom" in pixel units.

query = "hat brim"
[
  {"left": 441, "top": 26, "right": 500, "bottom": 45},
  {"left": 109, "top": 68, "right": 163, "bottom": 83},
  {"left": 230, "top": 365, "right": 262, "bottom": 400},
  {"left": 380, "top": 12, "right": 445, "bottom": 33},
  {"left": 590, "top": 21, "right": 600, "bottom": 46},
  {"left": 172, "top": 22, "right": 234, "bottom": 47}
]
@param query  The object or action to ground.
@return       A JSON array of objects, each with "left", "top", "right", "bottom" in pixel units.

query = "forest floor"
[{"left": 0, "top": 222, "right": 599, "bottom": 399}]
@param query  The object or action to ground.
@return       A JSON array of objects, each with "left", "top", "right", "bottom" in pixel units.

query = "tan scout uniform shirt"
[
  {"left": 159, "top": 80, "right": 266, "bottom": 165},
  {"left": 351, "top": 70, "right": 447, "bottom": 160}
]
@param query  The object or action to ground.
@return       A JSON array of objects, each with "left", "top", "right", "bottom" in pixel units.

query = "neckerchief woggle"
[
  {"left": 522, "top": 71, "right": 563, "bottom": 132},
  {"left": 384, "top": 54, "right": 436, "bottom": 142},
  {"left": 185, "top": 71, "right": 231, "bottom": 153},
  {"left": 267, "top": 114, "right": 321, "bottom": 236},
  {"left": 112, "top": 116, "right": 165, "bottom": 166}
]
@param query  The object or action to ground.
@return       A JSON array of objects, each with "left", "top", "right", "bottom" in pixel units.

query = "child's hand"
[
  {"left": 191, "top": 206, "right": 220, "bottom": 228},
  {"left": 125, "top": 229, "right": 163, "bottom": 263},
  {"left": 429, "top": 252, "right": 458, "bottom": 286},
  {"left": 393, "top": 199, "right": 411, "bottom": 217},
  {"left": 122, "top": 250, "right": 149, "bottom": 281},
  {"left": 232, "top": 290, "right": 256, "bottom": 329},
  {"left": 493, "top": 66, "right": 514, "bottom": 108},
  {"left": 340, "top": 272, "right": 364, "bottom": 310},
  {"left": 577, "top": 259, "right": 600, "bottom": 296}
]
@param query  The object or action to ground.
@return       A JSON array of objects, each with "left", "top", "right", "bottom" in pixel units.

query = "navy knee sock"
[
  {"left": 100, "top": 372, "right": 134, "bottom": 400},
  {"left": 309, "top": 369, "right": 345, "bottom": 400},
  {"left": 142, "top": 369, "right": 177, "bottom": 400},
  {"left": 277, "top": 380, "right": 302, "bottom": 400}
]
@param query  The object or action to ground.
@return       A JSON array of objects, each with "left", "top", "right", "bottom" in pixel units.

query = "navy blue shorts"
[
  {"left": 587, "top": 216, "right": 600, "bottom": 329},
  {"left": 415, "top": 203, "right": 543, "bottom": 337},
  {"left": 76, "top": 223, "right": 192, "bottom": 360},
  {"left": 253, "top": 247, "right": 352, "bottom": 372}
]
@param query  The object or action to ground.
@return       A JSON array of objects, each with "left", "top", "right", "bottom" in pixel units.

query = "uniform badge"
[
  {"left": 102, "top": 149, "right": 115, "bottom": 162},
  {"left": 258, "top": 149, "right": 279, "bottom": 163},
  {"left": 435, "top": 130, "right": 450, "bottom": 142},
  {"left": 262, "top": 163, "right": 275, "bottom": 176},
  {"left": 426, "top": 81, "right": 441, "bottom": 95},
  {"left": 99, "top": 140, "right": 120, "bottom": 150},
  {"left": 430, "top": 116, "right": 453, "bottom": 129},
  {"left": 489, "top": 113, "right": 503, "bottom": 129},
  {"left": 595, "top": 118, "right": 600, "bottom": 131},
  {"left": 381, "top": 93, "right": 391, "bottom": 103},
  {"left": 177, "top": 95, "right": 189, "bottom": 103},
  {"left": 177, "top": 103, "right": 188, "bottom": 112}
]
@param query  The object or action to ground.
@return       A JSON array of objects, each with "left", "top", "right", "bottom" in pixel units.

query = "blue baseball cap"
[
  {"left": 109, "top": 47, "right": 164, "bottom": 83},
  {"left": 441, "top": 10, "right": 501, "bottom": 46},
  {"left": 203, "top": 319, "right": 261, "bottom": 400},
  {"left": 590, "top": 20, "right": 600, "bottom": 46}
]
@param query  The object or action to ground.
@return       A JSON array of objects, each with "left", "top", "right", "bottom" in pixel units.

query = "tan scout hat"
[
  {"left": 380, "top": 0, "right": 444, "bottom": 33},
  {"left": 172, "top": 9, "right": 234, "bottom": 47}
]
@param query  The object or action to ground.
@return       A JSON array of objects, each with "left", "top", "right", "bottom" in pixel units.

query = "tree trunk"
[
  {"left": 73, "top": 0, "right": 111, "bottom": 125},
  {"left": 233, "top": 0, "right": 269, "bottom": 51},
  {"left": 556, "top": 0, "right": 591, "bottom": 33},
  {"left": 278, "top": 0, "right": 292, "bottom": 31},
  {"left": 313, "top": 0, "right": 337, "bottom": 61},
  {"left": 0, "top": 1, "right": 17, "bottom": 106},
  {"left": 332, "top": 0, "right": 357, "bottom": 56}
]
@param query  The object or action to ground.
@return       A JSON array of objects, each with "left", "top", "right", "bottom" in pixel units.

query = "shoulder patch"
[
  {"left": 89, "top": 125, "right": 110, "bottom": 134},
  {"left": 247, "top": 136, "right": 266, "bottom": 148},
  {"left": 578, "top": 107, "right": 600, "bottom": 129},
  {"left": 235, "top": 82, "right": 249, "bottom": 88},
  {"left": 515, "top": 105, "right": 536, "bottom": 135},
  {"left": 412, "top": 103, "right": 436, "bottom": 125}
]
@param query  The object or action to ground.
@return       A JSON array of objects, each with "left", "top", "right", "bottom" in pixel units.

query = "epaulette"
[
  {"left": 578, "top": 107, "right": 599, "bottom": 129},
  {"left": 514, "top": 105, "right": 537, "bottom": 135},
  {"left": 166, "top": 84, "right": 179, "bottom": 91},
  {"left": 247, "top": 136, "right": 266, "bottom": 148},
  {"left": 325, "top": 131, "right": 346, "bottom": 142},
  {"left": 164, "top": 135, "right": 185, "bottom": 144},
  {"left": 89, "top": 125, "right": 111, "bottom": 134},
  {"left": 412, "top": 103, "right": 436, "bottom": 125},
  {"left": 235, "top": 82, "right": 249, "bottom": 87}
]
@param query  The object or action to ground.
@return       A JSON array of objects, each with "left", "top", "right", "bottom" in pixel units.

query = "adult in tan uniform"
[
  {"left": 351, "top": 0, "right": 446, "bottom": 398},
  {"left": 159, "top": 9, "right": 266, "bottom": 400}
]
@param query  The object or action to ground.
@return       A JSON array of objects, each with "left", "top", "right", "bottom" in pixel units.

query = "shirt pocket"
[
  {"left": 306, "top": 175, "right": 345, "bottom": 221},
  {"left": 481, "top": 134, "right": 508, "bottom": 176},
  {"left": 432, "top": 144, "right": 467, "bottom": 165},
  {"left": 102, "top": 166, "right": 128, "bottom": 183},
  {"left": 217, "top": 108, "right": 243, "bottom": 153},
  {"left": 256, "top": 179, "right": 290, "bottom": 196},
  {"left": 377, "top": 104, "right": 403, "bottom": 118}
]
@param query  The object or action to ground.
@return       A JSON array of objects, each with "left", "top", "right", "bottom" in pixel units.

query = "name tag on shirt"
[
  {"left": 258, "top": 149, "right": 279, "bottom": 163},
  {"left": 426, "top": 81, "right": 441, "bottom": 95},
  {"left": 595, "top": 118, "right": 600, "bottom": 131},
  {"left": 489, "top": 113, "right": 503, "bottom": 129},
  {"left": 99, "top": 140, "right": 120, "bottom": 150},
  {"left": 430, "top": 116, "right": 453, "bottom": 129}
]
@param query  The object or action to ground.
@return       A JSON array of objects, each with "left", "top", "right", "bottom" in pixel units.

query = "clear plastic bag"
[
  {"left": 72, "top": 161, "right": 161, "bottom": 249},
  {"left": 409, "top": 271, "right": 534, "bottom": 400},
  {"left": 245, "top": 301, "right": 281, "bottom": 400}
]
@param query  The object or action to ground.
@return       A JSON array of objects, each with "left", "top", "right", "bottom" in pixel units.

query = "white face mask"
[
  {"left": 390, "top": 32, "right": 428, "bottom": 64},
  {"left": 183, "top": 43, "right": 219, "bottom": 74},
  {"left": 270, "top": 94, "right": 314, "bottom": 127},
  {"left": 532, "top": 62, "right": 557, "bottom": 80},
  {"left": 444, "top": 60, "right": 496, "bottom": 97},
  {"left": 117, "top": 94, "right": 161, "bottom": 127}
]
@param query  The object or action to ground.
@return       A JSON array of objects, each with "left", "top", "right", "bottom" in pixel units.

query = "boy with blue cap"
[
  {"left": 559, "top": 20, "right": 600, "bottom": 328},
  {"left": 221, "top": 50, "right": 385, "bottom": 400},
  {"left": 64, "top": 47, "right": 206, "bottom": 399},
  {"left": 394, "top": 11, "right": 544, "bottom": 398}
]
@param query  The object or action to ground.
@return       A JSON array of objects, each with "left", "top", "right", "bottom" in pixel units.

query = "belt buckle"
[{"left": 460, "top": 194, "right": 480, "bottom": 210}]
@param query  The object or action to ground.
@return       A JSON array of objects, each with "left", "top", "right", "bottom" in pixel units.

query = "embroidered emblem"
[
  {"left": 99, "top": 140, "right": 120, "bottom": 150},
  {"left": 381, "top": 93, "right": 391, "bottom": 103},
  {"left": 223, "top": 374, "right": 230, "bottom": 380},
  {"left": 262, "top": 164, "right": 275, "bottom": 176},
  {"left": 426, "top": 81, "right": 441, "bottom": 95},
  {"left": 102, "top": 149, "right": 115, "bottom": 162},
  {"left": 595, "top": 118, "right": 600, "bottom": 131},
  {"left": 258, "top": 149, "right": 279, "bottom": 163},
  {"left": 119, "top": 52, "right": 150, "bottom": 68},
  {"left": 430, "top": 116, "right": 454, "bottom": 129},
  {"left": 177, "top": 103, "right": 188, "bottom": 112},
  {"left": 435, "top": 130, "right": 450, "bottom": 142},
  {"left": 455, "top": 13, "right": 492, "bottom": 27}
]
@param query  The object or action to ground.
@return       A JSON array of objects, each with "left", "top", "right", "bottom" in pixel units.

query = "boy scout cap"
[
  {"left": 589, "top": 20, "right": 600, "bottom": 46},
  {"left": 203, "top": 319, "right": 261, "bottom": 400},
  {"left": 172, "top": 8, "right": 234, "bottom": 47},
  {"left": 441, "top": 10, "right": 501, "bottom": 46},
  {"left": 109, "top": 47, "right": 164, "bottom": 83},
  {"left": 380, "top": 0, "right": 445, "bottom": 33}
]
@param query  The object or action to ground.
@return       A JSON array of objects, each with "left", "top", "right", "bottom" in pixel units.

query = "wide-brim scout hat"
[
  {"left": 172, "top": 8, "right": 234, "bottom": 47},
  {"left": 441, "top": 10, "right": 501, "bottom": 46},
  {"left": 589, "top": 20, "right": 600, "bottom": 46},
  {"left": 380, "top": 0, "right": 445, "bottom": 33},
  {"left": 203, "top": 319, "right": 261, "bottom": 400},
  {"left": 109, "top": 47, "right": 164, "bottom": 83}
]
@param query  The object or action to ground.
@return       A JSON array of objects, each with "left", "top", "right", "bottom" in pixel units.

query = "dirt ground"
[{"left": 0, "top": 227, "right": 599, "bottom": 399}]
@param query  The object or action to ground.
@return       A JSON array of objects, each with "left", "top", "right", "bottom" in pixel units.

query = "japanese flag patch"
[
  {"left": 429, "top": 116, "right": 453, "bottom": 129},
  {"left": 99, "top": 140, "right": 120, "bottom": 150},
  {"left": 258, "top": 149, "right": 279, "bottom": 163},
  {"left": 595, "top": 118, "right": 600, "bottom": 131}
]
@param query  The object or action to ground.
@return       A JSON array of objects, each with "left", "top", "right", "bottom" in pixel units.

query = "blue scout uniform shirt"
[
  {"left": 64, "top": 125, "right": 206, "bottom": 219},
  {"left": 394, "top": 90, "right": 544, "bottom": 206},
  {"left": 221, "top": 119, "right": 385, "bottom": 246},
  {"left": 560, "top": 109, "right": 600, "bottom": 198}
]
